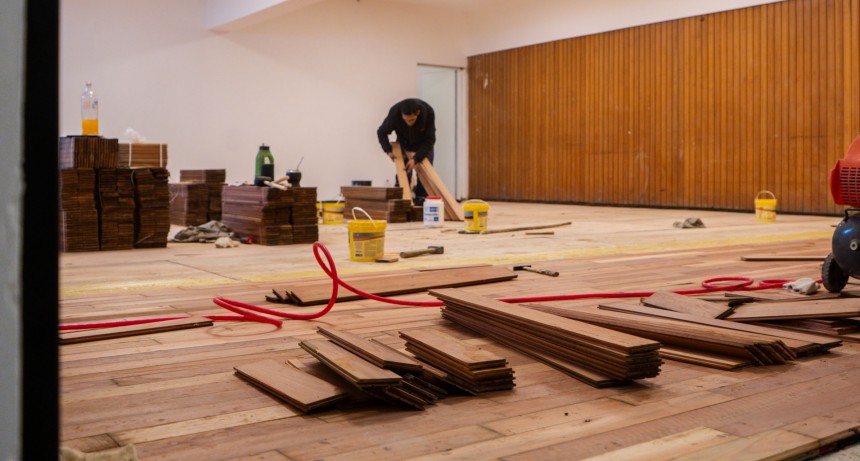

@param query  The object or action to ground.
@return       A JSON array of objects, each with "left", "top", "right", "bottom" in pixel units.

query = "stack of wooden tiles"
[
  {"left": 179, "top": 169, "right": 225, "bottom": 221},
  {"left": 59, "top": 169, "right": 99, "bottom": 252},
  {"left": 169, "top": 183, "right": 209, "bottom": 227},
  {"left": 59, "top": 136, "right": 119, "bottom": 169},
  {"left": 431, "top": 288, "right": 663, "bottom": 388},
  {"left": 221, "top": 185, "right": 294, "bottom": 245},
  {"left": 131, "top": 168, "right": 170, "bottom": 248},
  {"left": 118, "top": 143, "right": 168, "bottom": 169},
  {"left": 291, "top": 187, "right": 319, "bottom": 243},
  {"left": 341, "top": 186, "right": 412, "bottom": 222},
  {"left": 400, "top": 328, "right": 515, "bottom": 393},
  {"left": 96, "top": 169, "right": 136, "bottom": 250}
]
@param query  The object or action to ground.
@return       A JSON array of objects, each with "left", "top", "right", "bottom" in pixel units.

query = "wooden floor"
[{"left": 59, "top": 202, "right": 860, "bottom": 460}]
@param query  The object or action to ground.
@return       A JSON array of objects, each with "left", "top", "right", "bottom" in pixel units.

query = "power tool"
[{"left": 822, "top": 134, "right": 860, "bottom": 292}]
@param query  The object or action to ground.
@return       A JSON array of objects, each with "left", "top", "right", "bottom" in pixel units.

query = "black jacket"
[{"left": 376, "top": 98, "right": 436, "bottom": 163}]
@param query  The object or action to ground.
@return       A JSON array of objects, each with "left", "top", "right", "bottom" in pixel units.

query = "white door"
[{"left": 417, "top": 65, "right": 462, "bottom": 198}]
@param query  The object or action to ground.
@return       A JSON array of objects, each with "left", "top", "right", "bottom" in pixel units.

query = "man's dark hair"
[{"left": 400, "top": 99, "right": 421, "bottom": 116}]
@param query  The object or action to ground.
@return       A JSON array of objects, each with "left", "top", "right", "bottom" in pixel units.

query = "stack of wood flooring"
[
  {"left": 179, "top": 169, "right": 225, "bottom": 221},
  {"left": 269, "top": 266, "right": 518, "bottom": 306},
  {"left": 221, "top": 185, "right": 294, "bottom": 245},
  {"left": 400, "top": 328, "right": 515, "bottom": 393},
  {"left": 118, "top": 143, "right": 168, "bottom": 168},
  {"left": 725, "top": 293, "right": 860, "bottom": 343},
  {"left": 234, "top": 359, "right": 350, "bottom": 413},
  {"left": 131, "top": 168, "right": 170, "bottom": 248},
  {"left": 59, "top": 168, "right": 99, "bottom": 252},
  {"left": 291, "top": 187, "right": 319, "bottom": 244},
  {"left": 341, "top": 186, "right": 412, "bottom": 223},
  {"left": 430, "top": 288, "right": 663, "bottom": 387},
  {"left": 96, "top": 169, "right": 136, "bottom": 251},
  {"left": 58, "top": 136, "right": 119, "bottom": 169},
  {"left": 169, "top": 183, "right": 209, "bottom": 227}
]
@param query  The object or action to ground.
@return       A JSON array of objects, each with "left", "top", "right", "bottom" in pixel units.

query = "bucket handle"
[
  {"left": 756, "top": 190, "right": 775, "bottom": 200},
  {"left": 351, "top": 207, "right": 375, "bottom": 224},
  {"left": 463, "top": 199, "right": 488, "bottom": 205}
]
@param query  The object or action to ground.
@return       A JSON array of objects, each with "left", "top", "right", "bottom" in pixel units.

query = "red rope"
[{"left": 59, "top": 241, "right": 800, "bottom": 331}]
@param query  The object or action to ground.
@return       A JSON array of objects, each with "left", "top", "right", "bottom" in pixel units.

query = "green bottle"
[{"left": 255, "top": 144, "right": 275, "bottom": 179}]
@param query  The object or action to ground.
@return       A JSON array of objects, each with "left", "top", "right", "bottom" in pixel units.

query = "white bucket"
[{"left": 423, "top": 196, "right": 443, "bottom": 228}]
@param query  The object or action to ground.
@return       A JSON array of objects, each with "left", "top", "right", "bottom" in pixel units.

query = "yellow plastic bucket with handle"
[
  {"left": 348, "top": 208, "right": 386, "bottom": 262},
  {"left": 755, "top": 190, "right": 778, "bottom": 223},
  {"left": 322, "top": 201, "right": 345, "bottom": 225},
  {"left": 463, "top": 199, "right": 489, "bottom": 232}
]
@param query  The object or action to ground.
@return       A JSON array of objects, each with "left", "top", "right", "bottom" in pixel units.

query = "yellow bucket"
[
  {"left": 348, "top": 208, "right": 386, "bottom": 262},
  {"left": 321, "top": 201, "right": 344, "bottom": 225},
  {"left": 463, "top": 199, "right": 489, "bottom": 232},
  {"left": 755, "top": 190, "right": 778, "bottom": 223}
]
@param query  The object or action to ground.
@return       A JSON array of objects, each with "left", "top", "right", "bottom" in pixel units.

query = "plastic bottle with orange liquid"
[{"left": 81, "top": 82, "right": 99, "bottom": 135}]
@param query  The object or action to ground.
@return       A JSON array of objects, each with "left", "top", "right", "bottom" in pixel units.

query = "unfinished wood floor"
[{"left": 59, "top": 203, "right": 860, "bottom": 460}]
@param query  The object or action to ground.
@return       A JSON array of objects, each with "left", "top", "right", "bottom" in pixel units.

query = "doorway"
[{"left": 417, "top": 64, "right": 465, "bottom": 199}]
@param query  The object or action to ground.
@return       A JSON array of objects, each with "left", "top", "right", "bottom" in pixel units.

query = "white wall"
[
  {"left": 0, "top": 0, "right": 23, "bottom": 458},
  {"left": 60, "top": 0, "right": 471, "bottom": 201},
  {"left": 60, "top": 0, "right": 783, "bottom": 200}
]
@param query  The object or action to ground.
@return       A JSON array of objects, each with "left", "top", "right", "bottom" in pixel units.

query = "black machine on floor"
[{"left": 822, "top": 135, "right": 860, "bottom": 292}]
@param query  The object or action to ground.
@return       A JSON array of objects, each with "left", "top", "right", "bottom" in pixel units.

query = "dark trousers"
[{"left": 395, "top": 150, "right": 434, "bottom": 206}]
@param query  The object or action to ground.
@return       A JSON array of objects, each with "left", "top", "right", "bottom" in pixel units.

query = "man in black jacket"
[{"left": 377, "top": 98, "right": 436, "bottom": 205}]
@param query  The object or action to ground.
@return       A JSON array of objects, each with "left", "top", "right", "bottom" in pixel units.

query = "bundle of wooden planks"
[
  {"left": 59, "top": 168, "right": 99, "bottom": 252},
  {"left": 131, "top": 168, "right": 170, "bottom": 248},
  {"left": 341, "top": 186, "right": 412, "bottom": 223},
  {"left": 118, "top": 143, "right": 168, "bottom": 168},
  {"left": 269, "top": 265, "right": 518, "bottom": 306},
  {"left": 400, "top": 328, "right": 515, "bottom": 393},
  {"left": 414, "top": 160, "right": 464, "bottom": 221},
  {"left": 96, "top": 169, "right": 136, "bottom": 251},
  {"left": 221, "top": 185, "right": 294, "bottom": 245},
  {"left": 59, "top": 136, "right": 119, "bottom": 169},
  {"left": 430, "top": 288, "right": 663, "bottom": 387},
  {"left": 169, "top": 183, "right": 209, "bottom": 227},
  {"left": 291, "top": 187, "right": 319, "bottom": 244},
  {"left": 179, "top": 169, "right": 225, "bottom": 221}
]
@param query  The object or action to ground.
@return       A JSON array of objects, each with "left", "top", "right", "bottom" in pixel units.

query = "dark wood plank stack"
[
  {"left": 96, "top": 169, "right": 136, "bottom": 250},
  {"left": 59, "top": 136, "right": 119, "bottom": 169},
  {"left": 59, "top": 169, "right": 99, "bottom": 252},
  {"left": 118, "top": 143, "right": 168, "bottom": 169},
  {"left": 221, "top": 185, "right": 319, "bottom": 245},
  {"left": 291, "top": 187, "right": 319, "bottom": 244},
  {"left": 179, "top": 169, "right": 225, "bottom": 221},
  {"left": 221, "top": 185, "right": 294, "bottom": 245},
  {"left": 169, "top": 183, "right": 209, "bottom": 227},
  {"left": 341, "top": 186, "right": 412, "bottom": 223},
  {"left": 132, "top": 168, "right": 171, "bottom": 248}
]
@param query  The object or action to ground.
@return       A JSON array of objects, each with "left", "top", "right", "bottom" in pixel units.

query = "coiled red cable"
[{"left": 59, "top": 241, "right": 800, "bottom": 331}]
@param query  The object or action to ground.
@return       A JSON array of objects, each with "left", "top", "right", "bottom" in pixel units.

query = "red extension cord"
[{"left": 59, "top": 242, "right": 795, "bottom": 331}]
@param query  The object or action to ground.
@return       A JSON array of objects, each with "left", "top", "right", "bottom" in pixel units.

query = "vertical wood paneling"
[{"left": 467, "top": 0, "right": 860, "bottom": 215}]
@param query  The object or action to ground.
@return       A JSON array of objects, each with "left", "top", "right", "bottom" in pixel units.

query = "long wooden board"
[
  {"left": 59, "top": 317, "right": 213, "bottom": 344},
  {"left": 233, "top": 359, "right": 348, "bottom": 413},
  {"left": 727, "top": 299, "right": 860, "bottom": 322},
  {"left": 642, "top": 291, "right": 735, "bottom": 319},
  {"left": 317, "top": 327, "right": 423, "bottom": 373},
  {"left": 281, "top": 266, "right": 517, "bottom": 305},
  {"left": 390, "top": 142, "right": 413, "bottom": 203},
  {"left": 298, "top": 339, "right": 403, "bottom": 388}
]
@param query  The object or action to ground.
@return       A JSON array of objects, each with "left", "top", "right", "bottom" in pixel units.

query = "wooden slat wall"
[{"left": 468, "top": 0, "right": 860, "bottom": 215}]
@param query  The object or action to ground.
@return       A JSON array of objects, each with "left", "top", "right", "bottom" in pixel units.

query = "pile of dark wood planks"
[
  {"left": 59, "top": 169, "right": 99, "bottom": 252},
  {"left": 179, "top": 169, "right": 225, "bottom": 222},
  {"left": 118, "top": 143, "right": 168, "bottom": 169},
  {"left": 414, "top": 160, "right": 464, "bottom": 221},
  {"left": 430, "top": 288, "right": 663, "bottom": 387},
  {"left": 131, "top": 168, "right": 170, "bottom": 248},
  {"left": 59, "top": 136, "right": 119, "bottom": 169},
  {"left": 220, "top": 185, "right": 319, "bottom": 245},
  {"left": 269, "top": 265, "right": 518, "bottom": 306},
  {"left": 341, "top": 186, "right": 412, "bottom": 223},
  {"left": 96, "top": 169, "right": 136, "bottom": 250},
  {"left": 168, "top": 183, "right": 209, "bottom": 227},
  {"left": 400, "top": 328, "right": 515, "bottom": 393},
  {"left": 235, "top": 326, "right": 514, "bottom": 413}
]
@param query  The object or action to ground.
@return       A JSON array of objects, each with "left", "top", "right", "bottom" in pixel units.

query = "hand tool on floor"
[
  {"left": 513, "top": 265, "right": 559, "bottom": 277},
  {"left": 400, "top": 245, "right": 444, "bottom": 259}
]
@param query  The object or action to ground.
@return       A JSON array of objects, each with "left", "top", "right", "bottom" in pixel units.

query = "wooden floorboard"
[{"left": 58, "top": 203, "right": 860, "bottom": 460}]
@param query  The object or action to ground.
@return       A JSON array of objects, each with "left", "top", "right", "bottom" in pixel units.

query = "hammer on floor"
[
  {"left": 513, "top": 264, "right": 559, "bottom": 277},
  {"left": 399, "top": 245, "right": 444, "bottom": 259}
]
